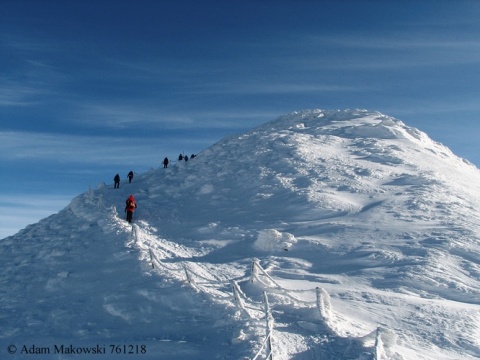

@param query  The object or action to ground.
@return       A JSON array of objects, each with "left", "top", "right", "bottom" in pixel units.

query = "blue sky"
[{"left": 2, "top": 0, "right": 480, "bottom": 238}]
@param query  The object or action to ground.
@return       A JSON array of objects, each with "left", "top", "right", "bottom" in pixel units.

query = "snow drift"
[{"left": 1, "top": 109, "right": 480, "bottom": 359}]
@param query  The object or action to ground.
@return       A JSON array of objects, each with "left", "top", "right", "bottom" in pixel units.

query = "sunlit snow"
[{"left": 2, "top": 109, "right": 480, "bottom": 359}]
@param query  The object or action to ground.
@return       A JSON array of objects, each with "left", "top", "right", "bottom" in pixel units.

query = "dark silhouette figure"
[
  {"left": 114, "top": 174, "right": 120, "bottom": 189},
  {"left": 163, "top": 157, "right": 169, "bottom": 168},
  {"left": 184, "top": 155, "right": 189, "bottom": 162},
  {"left": 125, "top": 194, "right": 137, "bottom": 223},
  {"left": 178, "top": 154, "right": 183, "bottom": 161},
  {"left": 127, "top": 171, "right": 134, "bottom": 183}
]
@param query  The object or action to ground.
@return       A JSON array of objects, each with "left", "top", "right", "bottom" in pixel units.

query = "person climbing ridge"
[
  {"left": 127, "top": 171, "right": 134, "bottom": 183},
  {"left": 125, "top": 194, "right": 137, "bottom": 223},
  {"left": 114, "top": 174, "right": 120, "bottom": 189}
]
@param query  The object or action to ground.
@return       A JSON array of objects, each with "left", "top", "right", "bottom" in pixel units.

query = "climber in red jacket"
[{"left": 125, "top": 195, "right": 137, "bottom": 223}]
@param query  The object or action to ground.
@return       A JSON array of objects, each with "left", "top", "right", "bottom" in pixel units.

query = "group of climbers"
[
  {"left": 163, "top": 153, "right": 196, "bottom": 168},
  {"left": 178, "top": 153, "right": 195, "bottom": 162},
  {"left": 112, "top": 153, "right": 196, "bottom": 223},
  {"left": 112, "top": 171, "right": 137, "bottom": 223},
  {"left": 113, "top": 171, "right": 134, "bottom": 189}
]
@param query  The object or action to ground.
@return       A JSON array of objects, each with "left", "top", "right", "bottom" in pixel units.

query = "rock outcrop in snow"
[{"left": 2, "top": 109, "right": 480, "bottom": 360}]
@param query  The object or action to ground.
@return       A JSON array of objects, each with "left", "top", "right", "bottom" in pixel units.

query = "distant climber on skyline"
[{"left": 114, "top": 174, "right": 120, "bottom": 189}]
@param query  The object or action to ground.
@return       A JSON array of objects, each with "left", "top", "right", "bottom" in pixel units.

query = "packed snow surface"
[{"left": 2, "top": 109, "right": 480, "bottom": 359}]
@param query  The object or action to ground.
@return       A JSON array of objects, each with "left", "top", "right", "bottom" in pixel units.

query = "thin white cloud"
[
  {"left": 0, "top": 130, "right": 219, "bottom": 165},
  {"left": 295, "top": 33, "right": 480, "bottom": 70},
  {"left": 76, "top": 103, "right": 181, "bottom": 128},
  {"left": 0, "top": 58, "right": 65, "bottom": 107},
  {"left": 1, "top": 32, "right": 59, "bottom": 53},
  {"left": 0, "top": 131, "right": 161, "bottom": 164},
  {"left": 310, "top": 33, "right": 480, "bottom": 51},
  {"left": 383, "top": 96, "right": 480, "bottom": 117},
  {"left": 206, "top": 82, "right": 374, "bottom": 95},
  {"left": 0, "top": 82, "right": 43, "bottom": 106},
  {"left": 68, "top": 100, "right": 277, "bottom": 130},
  {"left": 0, "top": 61, "right": 68, "bottom": 108}
]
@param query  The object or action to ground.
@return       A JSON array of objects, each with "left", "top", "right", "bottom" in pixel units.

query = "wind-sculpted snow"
[{"left": 1, "top": 109, "right": 480, "bottom": 359}]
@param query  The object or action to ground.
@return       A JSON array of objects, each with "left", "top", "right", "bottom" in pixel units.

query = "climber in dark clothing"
[{"left": 114, "top": 174, "right": 120, "bottom": 189}]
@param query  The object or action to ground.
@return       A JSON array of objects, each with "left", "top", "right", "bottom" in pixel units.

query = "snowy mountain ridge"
[{"left": 2, "top": 109, "right": 480, "bottom": 359}]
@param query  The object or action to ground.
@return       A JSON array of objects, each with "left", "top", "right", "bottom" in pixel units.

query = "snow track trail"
[
  {"left": 121, "top": 219, "right": 270, "bottom": 356},
  {"left": 114, "top": 215, "right": 395, "bottom": 359}
]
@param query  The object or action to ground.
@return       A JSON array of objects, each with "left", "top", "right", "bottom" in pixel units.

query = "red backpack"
[{"left": 126, "top": 198, "right": 135, "bottom": 209}]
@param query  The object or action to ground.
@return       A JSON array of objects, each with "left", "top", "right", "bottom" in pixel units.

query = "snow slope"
[{"left": 2, "top": 109, "right": 480, "bottom": 359}]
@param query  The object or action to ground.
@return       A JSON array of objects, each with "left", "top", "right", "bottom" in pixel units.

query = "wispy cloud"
[
  {"left": 0, "top": 81, "right": 44, "bottom": 106},
  {"left": 385, "top": 97, "right": 480, "bottom": 117},
  {"left": 1, "top": 32, "right": 59, "bottom": 53},
  {"left": 203, "top": 82, "right": 374, "bottom": 95},
  {"left": 0, "top": 58, "right": 68, "bottom": 108},
  {"left": 297, "top": 32, "right": 480, "bottom": 70},
  {"left": 310, "top": 33, "right": 480, "bottom": 51},
  {"left": 0, "top": 129, "right": 226, "bottom": 166},
  {"left": 66, "top": 99, "right": 278, "bottom": 131},
  {"left": 0, "top": 131, "right": 183, "bottom": 164}
]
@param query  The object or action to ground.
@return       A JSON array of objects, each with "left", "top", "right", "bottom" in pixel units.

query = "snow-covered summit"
[{"left": 2, "top": 109, "right": 480, "bottom": 359}]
